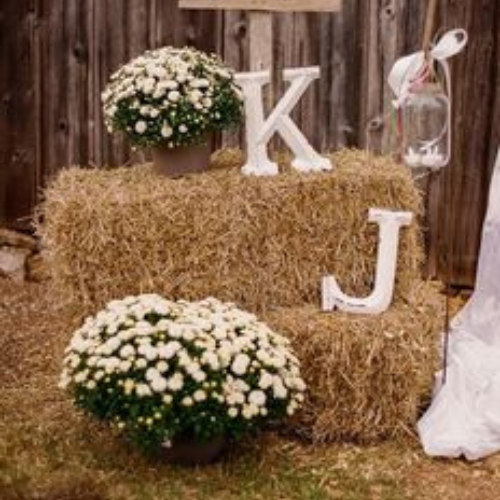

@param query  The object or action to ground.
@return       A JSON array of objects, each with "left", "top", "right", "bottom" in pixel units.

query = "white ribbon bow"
[{"left": 388, "top": 29, "right": 468, "bottom": 109}]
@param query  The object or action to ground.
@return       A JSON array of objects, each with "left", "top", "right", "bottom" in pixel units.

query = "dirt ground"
[{"left": 1, "top": 279, "right": 500, "bottom": 500}]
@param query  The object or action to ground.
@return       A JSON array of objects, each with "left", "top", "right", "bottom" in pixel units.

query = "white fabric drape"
[{"left": 419, "top": 147, "right": 500, "bottom": 460}]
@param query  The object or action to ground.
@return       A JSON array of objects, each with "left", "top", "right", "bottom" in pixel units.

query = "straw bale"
[
  {"left": 265, "top": 282, "right": 443, "bottom": 443},
  {"left": 40, "top": 149, "right": 423, "bottom": 314}
]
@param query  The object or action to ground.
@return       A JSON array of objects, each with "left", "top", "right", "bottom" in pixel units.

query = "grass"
[{"left": 1, "top": 280, "right": 499, "bottom": 500}]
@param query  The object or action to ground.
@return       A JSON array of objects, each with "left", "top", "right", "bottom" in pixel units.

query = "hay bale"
[
  {"left": 265, "top": 282, "right": 442, "bottom": 443},
  {"left": 40, "top": 149, "right": 423, "bottom": 313}
]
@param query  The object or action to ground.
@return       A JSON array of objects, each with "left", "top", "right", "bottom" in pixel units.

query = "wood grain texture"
[
  {"left": 179, "top": 0, "right": 342, "bottom": 12},
  {"left": 1, "top": 0, "right": 499, "bottom": 287},
  {"left": 433, "top": 0, "right": 500, "bottom": 286},
  {"left": 0, "top": 0, "right": 38, "bottom": 229}
]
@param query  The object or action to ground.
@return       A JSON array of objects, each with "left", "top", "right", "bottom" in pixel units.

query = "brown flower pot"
[
  {"left": 160, "top": 434, "right": 227, "bottom": 466},
  {"left": 152, "top": 139, "right": 211, "bottom": 178}
]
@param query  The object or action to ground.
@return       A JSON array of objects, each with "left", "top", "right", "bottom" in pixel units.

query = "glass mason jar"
[{"left": 401, "top": 82, "right": 450, "bottom": 170}]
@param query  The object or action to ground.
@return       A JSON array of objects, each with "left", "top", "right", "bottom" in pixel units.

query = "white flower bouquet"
[
  {"left": 60, "top": 295, "right": 306, "bottom": 452},
  {"left": 102, "top": 46, "right": 244, "bottom": 149}
]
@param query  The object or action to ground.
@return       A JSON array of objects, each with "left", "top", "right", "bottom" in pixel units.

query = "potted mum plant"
[
  {"left": 102, "top": 47, "right": 244, "bottom": 177},
  {"left": 60, "top": 295, "right": 306, "bottom": 465}
]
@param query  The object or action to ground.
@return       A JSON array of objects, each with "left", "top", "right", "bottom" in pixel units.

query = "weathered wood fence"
[{"left": 1, "top": 0, "right": 499, "bottom": 286}]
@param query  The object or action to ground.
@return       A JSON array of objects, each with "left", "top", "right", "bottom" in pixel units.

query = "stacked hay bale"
[
  {"left": 265, "top": 284, "right": 441, "bottom": 443},
  {"left": 40, "top": 149, "right": 442, "bottom": 442},
  {"left": 41, "top": 150, "right": 423, "bottom": 312}
]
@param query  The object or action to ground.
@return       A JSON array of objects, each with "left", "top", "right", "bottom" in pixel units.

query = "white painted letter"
[
  {"left": 236, "top": 67, "right": 332, "bottom": 176},
  {"left": 322, "top": 208, "right": 413, "bottom": 315}
]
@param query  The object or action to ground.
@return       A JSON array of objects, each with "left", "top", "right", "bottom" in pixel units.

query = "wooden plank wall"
[
  {"left": 0, "top": 0, "right": 39, "bottom": 227},
  {"left": 0, "top": 0, "right": 499, "bottom": 286}
]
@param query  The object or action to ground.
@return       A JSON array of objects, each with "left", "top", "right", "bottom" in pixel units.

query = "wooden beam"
[{"left": 179, "top": 0, "right": 342, "bottom": 12}]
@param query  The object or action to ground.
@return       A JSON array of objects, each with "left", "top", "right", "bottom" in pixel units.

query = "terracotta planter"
[
  {"left": 152, "top": 140, "right": 211, "bottom": 178},
  {"left": 160, "top": 434, "right": 227, "bottom": 466}
]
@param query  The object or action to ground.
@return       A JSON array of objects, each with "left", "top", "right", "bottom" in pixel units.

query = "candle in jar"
[
  {"left": 404, "top": 147, "right": 422, "bottom": 167},
  {"left": 421, "top": 146, "right": 444, "bottom": 168}
]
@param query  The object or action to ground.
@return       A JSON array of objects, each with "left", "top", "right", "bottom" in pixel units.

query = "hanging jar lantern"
[
  {"left": 401, "top": 81, "right": 450, "bottom": 170},
  {"left": 388, "top": 29, "right": 468, "bottom": 171}
]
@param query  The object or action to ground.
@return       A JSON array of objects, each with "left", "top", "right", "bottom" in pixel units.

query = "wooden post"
[
  {"left": 248, "top": 11, "right": 273, "bottom": 71},
  {"left": 179, "top": 1, "right": 343, "bottom": 72},
  {"left": 248, "top": 11, "right": 274, "bottom": 111},
  {"left": 179, "top": 0, "right": 343, "bottom": 73},
  {"left": 179, "top": 0, "right": 342, "bottom": 121}
]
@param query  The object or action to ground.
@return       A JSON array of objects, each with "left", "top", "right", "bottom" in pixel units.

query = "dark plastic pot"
[{"left": 160, "top": 434, "right": 227, "bottom": 466}]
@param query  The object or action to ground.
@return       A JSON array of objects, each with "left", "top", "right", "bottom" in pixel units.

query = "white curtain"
[{"left": 419, "top": 147, "right": 500, "bottom": 460}]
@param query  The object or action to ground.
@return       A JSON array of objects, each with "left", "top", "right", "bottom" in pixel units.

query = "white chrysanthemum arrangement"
[
  {"left": 102, "top": 46, "right": 244, "bottom": 149},
  {"left": 60, "top": 295, "right": 306, "bottom": 451}
]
